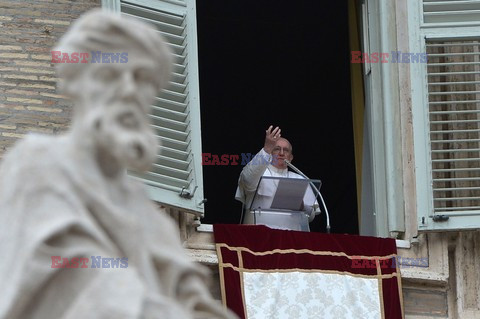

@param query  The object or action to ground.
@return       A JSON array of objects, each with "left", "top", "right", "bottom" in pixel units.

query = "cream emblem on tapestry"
[{"left": 243, "top": 271, "right": 381, "bottom": 319}]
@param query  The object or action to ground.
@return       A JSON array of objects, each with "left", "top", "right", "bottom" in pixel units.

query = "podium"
[{"left": 249, "top": 176, "right": 321, "bottom": 232}]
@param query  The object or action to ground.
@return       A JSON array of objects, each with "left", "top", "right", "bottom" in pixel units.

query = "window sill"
[{"left": 194, "top": 224, "right": 413, "bottom": 249}]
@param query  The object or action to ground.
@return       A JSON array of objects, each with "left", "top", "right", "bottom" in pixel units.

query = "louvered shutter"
[
  {"left": 103, "top": 0, "right": 204, "bottom": 215},
  {"left": 423, "top": 0, "right": 480, "bottom": 24},
  {"left": 411, "top": 1, "right": 480, "bottom": 230},
  {"left": 428, "top": 40, "right": 480, "bottom": 217}
]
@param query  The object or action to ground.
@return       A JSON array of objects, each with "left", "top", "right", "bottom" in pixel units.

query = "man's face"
[
  {"left": 70, "top": 50, "right": 160, "bottom": 172},
  {"left": 272, "top": 138, "right": 293, "bottom": 169}
]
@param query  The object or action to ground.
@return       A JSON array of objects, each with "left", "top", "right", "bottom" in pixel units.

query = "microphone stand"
[{"left": 285, "top": 160, "right": 331, "bottom": 233}]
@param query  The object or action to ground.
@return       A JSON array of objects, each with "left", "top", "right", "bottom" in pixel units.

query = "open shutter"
[
  {"left": 103, "top": 0, "right": 204, "bottom": 216},
  {"left": 423, "top": 0, "right": 480, "bottom": 24},
  {"left": 411, "top": 1, "right": 480, "bottom": 230},
  {"left": 427, "top": 40, "right": 480, "bottom": 225}
]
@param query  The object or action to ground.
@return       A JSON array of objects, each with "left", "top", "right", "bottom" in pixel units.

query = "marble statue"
[{"left": 0, "top": 9, "right": 236, "bottom": 319}]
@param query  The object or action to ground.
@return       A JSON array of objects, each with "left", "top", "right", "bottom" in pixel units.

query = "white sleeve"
[{"left": 238, "top": 148, "right": 271, "bottom": 193}]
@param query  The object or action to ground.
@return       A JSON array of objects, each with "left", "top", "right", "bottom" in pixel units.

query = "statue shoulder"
[{"left": 0, "top": 134, "right": 66, "bottom": 179}]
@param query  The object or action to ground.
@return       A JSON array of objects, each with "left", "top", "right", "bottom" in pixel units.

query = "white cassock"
[
  {"left": 0, "top": 134, "right": 236, "bottom": 319},
  {"left": 235, "top": 148, "right": 320, "bottom": 231}
]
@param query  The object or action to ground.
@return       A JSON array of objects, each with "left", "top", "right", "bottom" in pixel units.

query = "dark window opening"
[{"left": 196, "top": 0, "right": 358, "bottom": 234}]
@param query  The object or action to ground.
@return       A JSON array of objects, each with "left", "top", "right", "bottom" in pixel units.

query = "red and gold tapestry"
[{"left": 214, "top": 224, "right": 403, "bottom": 319}]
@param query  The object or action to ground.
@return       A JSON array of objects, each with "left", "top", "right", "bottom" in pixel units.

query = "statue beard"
[
  {"left": 88, "top": 111, "right": 158, "bottom": 174},
  {"left": 108, "top": 128, "right": 158, "bottom": 173}
]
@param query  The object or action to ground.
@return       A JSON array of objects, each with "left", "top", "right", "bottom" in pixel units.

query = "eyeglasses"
[{"left": 272, "top": 146, "right": 291, "bottom": 154}]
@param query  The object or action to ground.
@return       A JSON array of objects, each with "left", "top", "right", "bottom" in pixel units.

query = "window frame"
[
  {"left": 361, "top": 0, "right": 406, "bottom": 237},
  {"left": 409, "top": 0, "right": 480, "bottom": 231}
]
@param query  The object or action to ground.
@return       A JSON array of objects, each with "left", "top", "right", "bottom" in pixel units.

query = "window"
[
  {"left": 195, "top": 1, "right": 358, "bottom": 234},
  {"left": 104, "top": 1, "right": 360, "bottom": 234},
  {"left": 410, "top": 0, "right": 480, "bottom": 230},
  {"left": 102, "top": 0, "right": 205, "bottom": 215}
]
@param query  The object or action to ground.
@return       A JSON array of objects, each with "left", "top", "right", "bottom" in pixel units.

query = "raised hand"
[{"left": 263, "top": 125, "right": 281, "bottom": 154}]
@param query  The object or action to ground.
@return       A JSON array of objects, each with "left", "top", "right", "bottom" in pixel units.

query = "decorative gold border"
[
  {"left": 219, "top": 262, "right": 399, "bottom": 280},
  {"left": 215, "top": 244, "right": 227, "bottom": 308},
  {"left": 216, "top": 243, "right": 397, "bottom": 261},
  {"left": 237, "top": 250, "right": 248, "bottom": 318},
  {"left": 376, "top": 258, "right": 386, "bottom": 319}
]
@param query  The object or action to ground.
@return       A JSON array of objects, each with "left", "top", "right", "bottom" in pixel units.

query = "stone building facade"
[
  {"left": 0, "top": 0, "right": 99, "bottom": 154},
  {"left": 1, "top": 1, "right": 479, "bottom": 318}
]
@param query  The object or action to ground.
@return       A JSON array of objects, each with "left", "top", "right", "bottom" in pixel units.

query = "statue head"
[{"left": 54, "top": 9, "right": 172, "bottom": 176}]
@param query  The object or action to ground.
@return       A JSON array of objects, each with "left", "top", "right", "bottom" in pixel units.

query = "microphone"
[{"left": 284, "top": 159, "right": 331, "bottom": 233}]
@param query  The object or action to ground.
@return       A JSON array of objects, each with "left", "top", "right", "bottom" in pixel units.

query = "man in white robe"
[
  {"left": 235, "top": 126, "right": 321, "bottom": 231},
  {"left": 0, "top": 10, "right": 236, "bottom": 319}
]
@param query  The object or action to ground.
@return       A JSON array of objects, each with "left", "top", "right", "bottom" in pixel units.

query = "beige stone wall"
[
  {"left": 0, "top": 0, "right": 100, "bottom": 157},
  {"left": 396, "top": 231, "right": 480, "bottom": 319}
]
